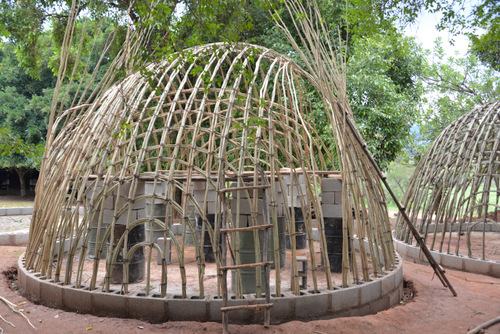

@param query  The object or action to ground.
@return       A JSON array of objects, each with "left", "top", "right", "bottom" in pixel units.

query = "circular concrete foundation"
[
  {"left": 18, "top": 244, "right": 403, "bottom": 324},
  {"left": 393, "top": 231, "right": 500, "bottom": 278}
]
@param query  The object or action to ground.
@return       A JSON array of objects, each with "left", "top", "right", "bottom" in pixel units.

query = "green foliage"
[
  {"left": 347, "top": 34, "right": 425, "bottom": 169},
  {"left": 469, "top": 23, "right": 500, "bottom": 71},
  {"left": 419, "top": 38, "right": 500, "bottom": 144},
  {"left": 384, "top": 158, "right": 416, "bottom": 210},
  {"left": 0, "top": 42, "right": 53, "bottom": 172},
  {"left": 0, "top": 127, "right": 44, "bottom": 169}
]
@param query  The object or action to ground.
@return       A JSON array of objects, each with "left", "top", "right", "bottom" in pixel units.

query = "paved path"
[
  {"left": 0, "top": 214, "right": 31, "bottom": 232},
  {"left": 0, "top": 209, "right": 32, "bottom": 245}
]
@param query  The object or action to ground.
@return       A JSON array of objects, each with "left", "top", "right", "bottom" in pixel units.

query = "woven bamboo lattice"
[
  {"left": 395, "top": 100, "right": 500, "bottom": 261},
  {"left": 25, "top": 0, "right": 395, "bottom": 299}
]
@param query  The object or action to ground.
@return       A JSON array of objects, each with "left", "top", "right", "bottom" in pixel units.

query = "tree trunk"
[{"left": 15, "top": 168, "right": 27, "bottom": 198}]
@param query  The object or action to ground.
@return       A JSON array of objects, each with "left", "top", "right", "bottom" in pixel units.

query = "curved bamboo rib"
[{"left": 395, "top": 101, "right": 500, "bottom": 262}]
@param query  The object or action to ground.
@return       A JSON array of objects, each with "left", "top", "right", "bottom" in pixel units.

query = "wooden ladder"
[{"left": 218, "top": 174, "right": 274, "bottom": 334}]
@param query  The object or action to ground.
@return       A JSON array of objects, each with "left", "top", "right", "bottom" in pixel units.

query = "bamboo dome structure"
[
  {"left": 394, "top": 100, "right": 500, "bottom": 272},
  {"left": 20, "top": 0, "right": 402, "bottom": 323}
]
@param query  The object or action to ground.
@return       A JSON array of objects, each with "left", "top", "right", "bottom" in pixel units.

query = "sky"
[{"left": 404, "top": 9, "right": 473, "bottom": 58}]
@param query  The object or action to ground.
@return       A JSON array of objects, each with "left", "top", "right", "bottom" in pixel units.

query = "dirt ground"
[
  {"left": 1, "top": 246, "right": 500, "bottom": 334},
  {"left": 1, "top": 197, "right": 500, "bottom": 333}
]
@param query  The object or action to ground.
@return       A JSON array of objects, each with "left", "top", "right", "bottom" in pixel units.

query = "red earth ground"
[
  {"left": 1, "top": 195, "right": 499, "bottom": 333},
  {"left": 1, "top": 245, "right": 500, "bottom": 334}
]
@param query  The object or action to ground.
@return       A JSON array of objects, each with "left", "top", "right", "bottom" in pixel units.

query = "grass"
[{"left": 0, "top": 201, "right": 34, "bottom": 208}]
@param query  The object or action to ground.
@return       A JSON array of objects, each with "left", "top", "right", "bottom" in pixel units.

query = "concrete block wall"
[
  {"left": 0, "top": 207, "right": 34, "bottom": 216},
  {"left": 393, "top": 231, "right": 500, "bottom": 278},
  {"left": 229, "top": 181, "right": 286, "bottom": 217},
  {"left": 321, "top": 176, "right": 342, "bottom": 218},
  {"left": 192, "top": 181, "right": 218, "bottom": 214},
  {"left": 18, "top": 242, "right": 404, "bottom": 324},
  {"left": 0, "top": 230, "right": 30, "bottom": 246}
]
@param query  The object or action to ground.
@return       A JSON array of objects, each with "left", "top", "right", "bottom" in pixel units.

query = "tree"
[
  {"left": 346, "top": 33, "right": 426, "bottom": 169},
  {"left": 356, "top": 0, "right": 499, "bottom": 70},
  {"left": 1, "top": 0, "right": 431, "bottom": 171},
  {"left": 419, "top": 38, "right": 500, "bottom": 143},
  {"left": 0, "top": 43, "right": 53, "bottom": 196}
]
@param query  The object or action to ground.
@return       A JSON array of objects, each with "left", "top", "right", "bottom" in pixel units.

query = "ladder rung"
[
  {"left": 221, "top": 303, "right": 273, "bottom": 312},
  {"left": 220, "top": 261, "right": 273, "bottom": 271},
  {"left": 221, "top": 224, "right": 273, "bottom": 233},
  {"left": 220, "top": 185, "right": 270, "bottom": 193}
]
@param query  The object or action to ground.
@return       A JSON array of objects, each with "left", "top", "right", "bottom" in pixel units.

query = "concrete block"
[
  {"left": 321, "top": 204, "right": 342, "bottom": 218},
  {"left": 64, "top": 285, "right": 93, "bottom": 313},
  {"left": 135, "top": 208, "right": 146, "bottom": 219},
  {"left": 312, "top": 228, "right": 320, "bottom": 241},
  {"left": 348, "top": 303, "right": 371, "bottom": 317},
  {"left": 145, "top": 181, "right": 167, "bottom": 196},
  {"left": 370, "top": 295, "right": 390, "bottom": 314},
  {"left": 394, "top": 241, "right": 407, "bottom": 257},
  {"left": 167, "top": 296, "right": 208, "bottom": 321},
  {"left": 134, "top": 180, "right": 146, "bottom": 196},
  {"left": 207, "top": 295, "right": 223, "bottom": 321},
  {"left": 330, "top": 286, "right": 360, "bottom": 311},
  {"left": 490, "top": 262, "right": 500, "bottom": 278},
  {"left": 360, "top": 279, "right": 381, "bottom": 305},
  {"left": 207, "top": 201, "right": 218, "bottom": 214},
  {"left": 103, "top": 208, "right": 137, "bottom": 225},
  {"left": 295, "top": 291, "right": 328, "bottom": 318},
  {"left": 407, "top": 245, "right": 422, "bottom": 260},
  {"left": 231, "top": 198, "right": 264, "bottom": 215},
  {"left": 231, "top": 214, "right": 249, "bottom": 228},
  {"left": 8, "top": 207, "right": 21, "bottom": 215},
  {"left": 0, "top": 233, "right": 10, "bottom": 245},
  {"left": 335, "top": 192, "right": 343, "bottom": 205},
  {"left": 286, "top": 195, "right": 303, "bottom": 207},
  {"left": 381, "top": 271, "right": 396, "bottom": 295},
  {"left": 247, "top": 214, "right": 266, "bottom": 226},
  {"left": 441, "top": 253, "right": 464, "bottom": 270},
  {"left": 287, "top": 185, "right": 307, "bottom": 196},
  {"left": 92, "top": 290, "right": 127, "bottom": 317},
  {"left": 194, "top": 191, "right": 217, "bottom": 203},
  {"left": 25, "top": 273, "right": 41, "bottom": 301},
  {"left": 388, "top": 287, "right": 401, "bottom": 307},
  {"left": 18, "top": 264, "right": 26, "bottom": 288},
  {"left": 321, "top": 177, "right": 342, "bottom": 192},
  {"left": 146, "top": 202, "right": 167, "bottom": 217},
  {"left": 170, "top": 224, "right": 183, "bottom": 235},
  {"left": 395, "top": 264, "right": 403, "bottom": 288},
  {"left": 221, "top": 296, "right": 253, "bottom": 323},
  {"left": 156, "top": 237, "right": 172, "bottom": 265},
  {"left": 102, "top": 195, "right": 115, "bottom": 210},
  {"left": 321, "top": 192, "right": 336, "bottom": 204},
  {"left": 117, "top": 195, "right": 146, "bottom": 210},
  {"left": 128, "top": 294, "right": 166, "bottom": 321},
  {"left": 464, "top": 258, "right": 490, "bottom": 275},
  {"left": 269, "top": 293, "right": 294, "bottom": 322},
  {"left": 40, "top": 281, "right": 63, "bottom": 308},
  {"left": 192, "top": 181, "right": 212, "bottom": 191},
  {"left": 232, "top": 187, "right": 265, "bottom": 199},
  {"left": 427, "top": 250, "right": 442, "bottom": 264},
  {"left": 20, "top": 207, "right": 34, "bottom": 215}
]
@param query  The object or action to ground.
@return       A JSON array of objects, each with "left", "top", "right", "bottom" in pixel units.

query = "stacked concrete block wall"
[
  {"left": 320, "top": 176, "right": 342, "bottom": 218},
  {"left": 192, "top": 181, "right": 218, "bottom": 214},
  {"left": 85, "top": 179, "right": 148, "bottom": 225},
  {"left": 281, "top": 172, "right": 308, "bottom": 209},
  {"left": 230, "top": 181, "right": 285, "bottom": 224}
]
